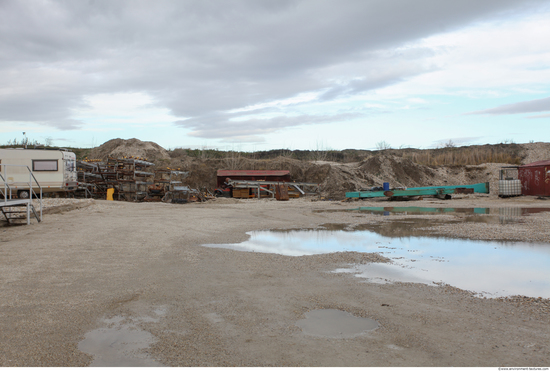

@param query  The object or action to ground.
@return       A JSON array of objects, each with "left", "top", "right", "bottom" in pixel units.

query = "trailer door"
[{"left": 62, "top": 152, "right": 77, "bottom": 189}]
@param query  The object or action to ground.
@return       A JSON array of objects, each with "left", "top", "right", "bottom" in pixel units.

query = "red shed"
[
  {"left": 518, "top": 160, "right": 550, "bottom": 196},
  {"left": 216, "top": 170, "right": 290, "bottom": 188}
]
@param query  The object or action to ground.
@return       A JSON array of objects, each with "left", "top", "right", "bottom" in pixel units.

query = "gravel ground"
[{"left": 1, "top": 195, "right": 549, "bottom": 366}]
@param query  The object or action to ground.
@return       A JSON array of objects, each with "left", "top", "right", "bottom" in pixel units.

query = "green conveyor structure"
[{"left": 345, "top": 182, "right": 490, "bottom": 199}]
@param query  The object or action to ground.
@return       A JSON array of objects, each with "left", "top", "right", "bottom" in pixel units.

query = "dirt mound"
[
  {"left": 86, "top": 139, "right": 550, "bottom": 200},
  {"left": 176, "top": 156, "right": 332, "bottom": 190},
  {"left": 359, "top": 156, "right": 436, "bottom": 185},
  {"left": 521, "top": 142, "right": 550, "bottom": 165},
  {"left": 318, "top": 156, "right": 438, "bottom": 199},
  {"left": 317, "top": 155, "right": 515, "bottom": 199},
  {"left": 90, "top": 138, "right": 170, "bottom": 161},
  {"left": 167, "top": 152, "right": 502, "bottom": 200}
]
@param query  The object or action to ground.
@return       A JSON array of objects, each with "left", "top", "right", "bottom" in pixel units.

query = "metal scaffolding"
[
  {"left": 76, "top": 160, "right": 211, "bottom": 203},
  {"left": 146, "top": 169, "right": 190, "bottom": 202},
  {"left": 77, "top": 158, "right": 155, "bottom": 201}
]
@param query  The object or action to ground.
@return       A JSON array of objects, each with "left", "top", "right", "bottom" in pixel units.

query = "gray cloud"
[
  {"left": 466, "top": 96, "right": 550, "bottom": 115},
  {"left": 527, "top": 113, "right": 550, "bottom": 119},
  {"left": 317, "top": 53, "right": 434, "bottom": 101},
  {"left": 176, "top": 112, "right": 362, "bottom": 140},
  {"left": 0, "top": 0, "right": 547, "bottom": 139}
]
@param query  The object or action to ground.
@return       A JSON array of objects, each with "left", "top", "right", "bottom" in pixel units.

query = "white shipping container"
[{"left": 498, "top": 179, "right": 522, "bottom": 196}]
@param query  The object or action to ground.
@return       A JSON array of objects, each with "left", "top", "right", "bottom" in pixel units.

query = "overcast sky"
[{"left": 1, "top": 0, "right": 550, "bottom": 151}]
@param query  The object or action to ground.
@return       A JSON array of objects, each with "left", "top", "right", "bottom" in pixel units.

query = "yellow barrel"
[{"left": 106, "top": 188, "right": 115, "bottom": 201}]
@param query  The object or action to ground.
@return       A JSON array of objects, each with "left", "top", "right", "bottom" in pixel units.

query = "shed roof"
[{"left": 520, "top": 160, "right": 550, "bottom": 168}]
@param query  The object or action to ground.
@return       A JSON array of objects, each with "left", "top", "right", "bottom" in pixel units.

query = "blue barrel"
[{"left": 383, "top": 182, "right": 390, "bottom": 191}]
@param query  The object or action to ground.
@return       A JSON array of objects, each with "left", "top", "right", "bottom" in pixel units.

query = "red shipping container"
[{"left": 518, "top": 160, "right": 550, "bottom": 196}]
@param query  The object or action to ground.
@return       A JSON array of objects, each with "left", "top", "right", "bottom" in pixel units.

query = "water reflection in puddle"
[
  {"left": 346, "top": 206, "right": 550, "bottom": 215},
  {"left": 296, "top": 309, "right": 378, "bottom": 338},
  {"left": 79, "top": 311, "right": 165, "bottom": 367},
  {"left": 350, "top": 206, "right": 492, "bottom": 215},
  {"left": 205, "top": 229, "right": 550, "bottom": 298},
  {"left": 320, "top": 206, "right": 550, "bottom": 224}
]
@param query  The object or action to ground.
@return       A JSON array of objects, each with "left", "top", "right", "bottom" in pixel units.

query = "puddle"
[
  {"left": 348, "top": 206, "right": 492, "bottom": 215},
  {"left": 205, "top": 228, "right": 550, "bottom": 298},
  {"left": 318, "top": 207, "right": 550, "bottom": 225},
  {"left": 135, "top": 306, "right": 168, "bottom": 323},
  {"left": 79, "top": 311, "right": 166, "bottom": 367},
  {"left": 346, "top": 206, "right": 550, "bottom": 216},
  {"left": 296, "top": 309, "right": 378, "bottom": 338}
]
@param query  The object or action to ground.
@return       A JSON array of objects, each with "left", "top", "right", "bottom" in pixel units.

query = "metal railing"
[
  {"left": 0, "top": 172, "right": 14, "bottom": 200},
  {"left": 0, "top": 164, "right": 43, "bottom": 223}
]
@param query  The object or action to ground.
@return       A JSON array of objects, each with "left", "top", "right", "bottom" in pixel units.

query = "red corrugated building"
[
  {"left": 216, "top": 170, "right": 290, "bottom": 188},
  {"left": 518, "top": 160, "right": 550, "bottom": 196}
]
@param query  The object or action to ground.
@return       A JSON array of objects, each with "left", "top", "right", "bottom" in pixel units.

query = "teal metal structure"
[{"left": 345, "top": 182, "right": 490, "bottom": 199}]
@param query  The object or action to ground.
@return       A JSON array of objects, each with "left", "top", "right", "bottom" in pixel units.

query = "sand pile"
[
  {"left": 521, "top": 142, "right": 550, "bottom": 165},
  {"left": 86, "top": 139, "right": 550, "bottom": 199},
  {"left": 177, "top": 156, "right": 331, "bottom": 190},
  {"left": 317, "top": 157, "right": 513, "bottom": 199},
  {"left": 89, "top": 138, "right": 170, "bottom": 161}
]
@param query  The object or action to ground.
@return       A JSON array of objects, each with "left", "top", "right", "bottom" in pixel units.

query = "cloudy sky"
[{"left": 1, "top": 0, "right": 550, "bottom": 151}]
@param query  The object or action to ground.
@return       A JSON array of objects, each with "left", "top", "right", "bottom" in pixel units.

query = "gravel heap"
[
  {"left": 82, "top": 139, "right": 550, "bottom": 200},
  {"left": 89, "top": 138, "right": 170, "bottom": 161},
  {"left": 0, "top": 198, "right": 94, "bottom": 222},
  {"left": 521, "top": 142, "right": 550, "bottom": 165},
  {"left": 493, "top": 296, "right": 550, "bottom": 316}
]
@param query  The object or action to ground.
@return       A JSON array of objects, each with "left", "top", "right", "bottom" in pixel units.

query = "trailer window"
[{"left": 33, "top": 160, "right": 58, "bottom": 171}]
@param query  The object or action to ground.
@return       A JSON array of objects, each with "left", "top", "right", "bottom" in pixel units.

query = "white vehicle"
[{"left": 0, "top": 148, "right": 78, "bottom": 198}]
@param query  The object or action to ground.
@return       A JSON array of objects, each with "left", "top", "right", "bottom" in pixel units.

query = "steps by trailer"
[
  {"left": 1, "top": 165, "right": 43, "bottom": 225},
  {"left": 0, "top": 199, "right": 41, "bottom": 225}
]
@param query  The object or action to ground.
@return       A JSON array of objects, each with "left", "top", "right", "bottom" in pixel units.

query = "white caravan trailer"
[{"left": 0, "top": 148, "right": 78, "bottom": 198}]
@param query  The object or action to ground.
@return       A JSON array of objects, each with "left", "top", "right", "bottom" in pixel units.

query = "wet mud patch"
[
  {"left": 296, "top": 309, "right": 379, "bottom": 338},
  {"left": 296, "top": 251, "right": 390, "bottom": 265},
  {"left": 78, "top": 307, "right": 167, "bottom": 367}
]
